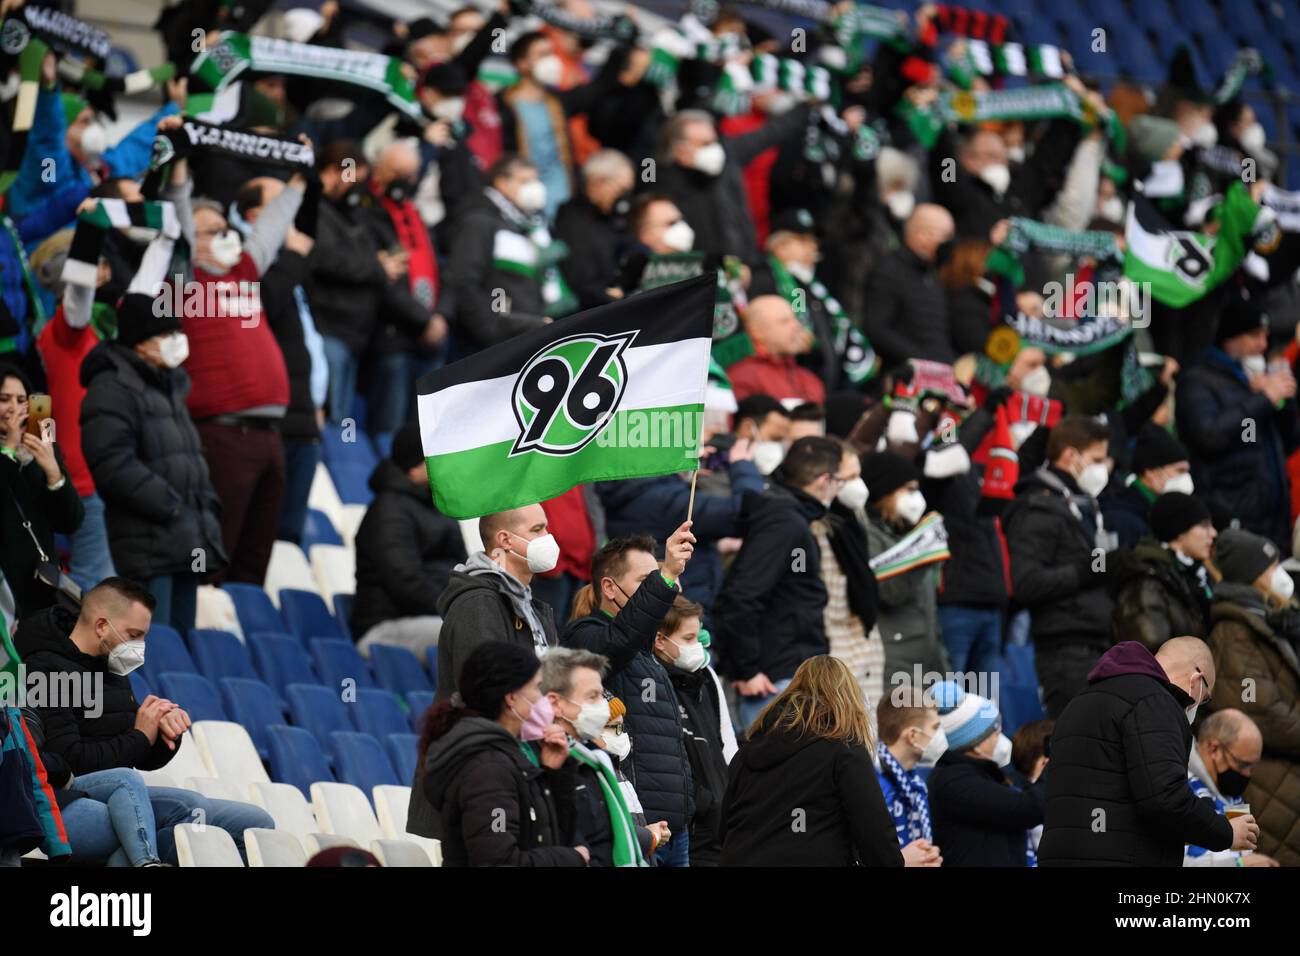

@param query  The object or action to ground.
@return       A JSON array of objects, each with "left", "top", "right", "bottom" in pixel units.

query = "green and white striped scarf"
[
  {"left": 986, "top": 217, "right": 1122, "bottom": 286},
  {"left": 713, "top": 54, "right": 836, "bottom": 115},
  {"left": 899, "top": 84, "right": 1096, "bottom": 149},
  {"left": 947, "top": 39, "right": 1068, "bottom": 88},
  {"left": 63, "top": 200, "right": 180, "bottom": 289},
  {"left": 568, "top": 741, "right": 648, "bottom": 867},
  {"left": 58, "top": 57, "right": 176, "bottom": 96},
  {"left": 768, "top": 255, "right": 877, "bottom": 385},
  {"left": 1214, "top": 48, "right": 1271, "bottom": 105},
  {"left": 484, "top": 188, "right": 577, "bottom": 318}
]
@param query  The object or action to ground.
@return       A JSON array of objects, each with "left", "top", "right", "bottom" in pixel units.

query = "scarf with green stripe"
[
  {"left": 868, "top": 512, "right": 950, "bottom": 580},
  {"left": 634, "top": 251, "right": 751, "bottom": 367},
  {"left": 190, "top": 32, "right": 422, "bottom": 123},
  {"left": 16, "top": 5, "right": 110, "bottom": 60},
  {"left": 946, "top": 39, "right": 1069, "bottom": 88},
  {"left": 712, "top": 54, "right": 836, "bottom": 115},
  {"left": 898, "top": 84, "right": 1098, "bottom": 150},
  {"left": 768, "top": 255, "right": 877, "bottom": 385},
  {"left": 568, "top": 740, "right": 648, "bottom": 867},
  {"left": 484, "top": 188, "right": 577, "bottom": 318},
  {"left": 512, "top": 0, "right": 637, "bottom": 43},
  {"left": 1214, "top": 48, "right": 1271, "bottom": 105},
  {"left": 986, "top": 217, "right": 1123, "bottom": 287},
  {"left": 64, "top": 200, "right": 181, "bottom": 291},
  {"left": 58, "top": 56, "right": 176, "bottom": 96}
]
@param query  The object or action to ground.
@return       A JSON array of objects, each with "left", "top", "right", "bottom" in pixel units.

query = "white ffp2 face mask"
[
  {"left": 1272, "top": 565, "right": 1295, "bottom": 602},
  {"left": 691, "top": 142, "right": 726, "bottom": 177},
  {"left": 886, "top": 190, "right": 915, "bottom": 221},
  {"left": 511, "top": 532, "right": 560, "bottom": 573},
  {"left": 894, "top": 489, "right": 927, "bottom": 527},
  {"left": 752, "top": 440, "right": 785, "bottom": 475},
  {"left": 602, "top": 729, "right": 631, "bottom": 760},
  {"left": 1076, "top": 460, "right": 1110, "bottom": 498},
  {"left": 917, "top": 726, "right": 947, "bottom": 768},
  {"left": 1161, "top": 472, "right": 1195, "bottom": 496},
  {"left": 208, "top": 229, "right": 243, "bottom": 269},
  {"left": 669, "top": 638, "right": 707, "bottom": 672},
  {"left": 1241, "top": 354, "right": 1267, "bottom": 377},
  {"left": 432, "top": 97, "right": 466, "bottom": 124},
  {"left": 515, "top": 179, "right": 548, "bottom": 214},
  {"left": 79, "top": 122, "right": 108, "bottom": 159},
  {"left": 837, "top": 477, "right": 869, "bottom": 511},
  {"left": 992, "top": 732, "right": 1013, "bottom": 767},
  {"left": 663, "top": 219, "right": 695, "bottom": 252},
  {"left": 532, "top": 54, "right": 565, "bottom": 87},
  {"left": 979, "top": 163, "right": 1011, "bottom": 195},
  {"left": 1018, "top": 365, "right": 1051, "bottom": 398},
  {"left": 1240, "top": 122, "right": 1266, "bottom": 155},
  {"left": 571, "top": 698, "right": 611, "bottom": 741},
  {"left": 158, "top": 332, "right": 190, "bottom": 369}
]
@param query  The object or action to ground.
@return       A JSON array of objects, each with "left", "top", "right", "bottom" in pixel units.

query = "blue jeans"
[
  {"left": 737, "top": 677, "right": 793, "bottom": 732},
  {"left": 322, "top": 335, "right": 357, "bottom": 426},
  {"left": 278, "top": 439, "right": 322, "bottom": 544},
  {"left": 67, "top": 492, "right": 116, "bottom": 592},
  {"left": 62, "top": 768, "right": 160, "bottom": 867},
  {"left": 653, "top": 831, "right": 690, "bottom": 868},
  {"left": 146, "top": 787, "right": 275, "bottom": 865},
  {"left": 143, "top": 573, "right": 200, "bottom": 634},
  {"left": 366, "top": 348, "right": 444, "bottom": 443},
  {"left": 937, "top": 604, "right": 1003, "bottom": 677}
]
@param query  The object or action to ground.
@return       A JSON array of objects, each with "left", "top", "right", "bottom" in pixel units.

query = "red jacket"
[
  {"left": 35, "top": 309, "right": 97, "bottom": 497},
  {"left": 538, "top": 486, "right": 595, "bottom": 585},
  {"left": 182, "top": 255, "right": 290, "bottom": 420},
  {"left": 727, "top": 350, "right": 826, "bottom": 405}
]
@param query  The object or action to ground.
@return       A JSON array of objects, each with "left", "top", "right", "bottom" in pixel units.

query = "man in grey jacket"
[{"left": 434, "top": 503, "right": 561, "bottom": 701}]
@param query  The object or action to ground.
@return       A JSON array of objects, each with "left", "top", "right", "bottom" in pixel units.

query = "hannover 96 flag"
[{"left": 417, "top": 274, "right": 715, "bottom": 519}]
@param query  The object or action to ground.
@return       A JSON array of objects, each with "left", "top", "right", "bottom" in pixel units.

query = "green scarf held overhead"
[
  {"left": 58, "top": 57, "right": 177, "bottom": 95},
  {"left": 568, "top": 741, "right": 648, "bottom": 867},
  {"left": 768, "top": 255, "right": 878, "bottom": 385},
  {"left": 1118, "top": 341, "right": 1156, "bottom": 407},
  {"left": 897, "top": 83, "right": 1100, "bottom": 150},
  {"left": 986, "top": 217, "right": 1123, "bottom": 287},
  {"left": 946, "top": 39, "right": 1069, "bottom": 89},
  {"left": 190, "top": 32, "right": 423, "bottom": 122},
  {"left": 1214, "top": 48, "right": 1271, "bottom": 105}
]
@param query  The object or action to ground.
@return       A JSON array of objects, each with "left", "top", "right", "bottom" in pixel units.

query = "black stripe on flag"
[
  {"left": 419, "top": 272, "right": 716, "bottom": 395},
  {"left": 1132, "top": 192, "right": 1173, "bottom": 235}
]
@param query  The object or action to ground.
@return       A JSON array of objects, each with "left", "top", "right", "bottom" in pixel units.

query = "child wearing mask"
[
  {"left": 874, "top": 688, "right": 945, "bottom": 866},
  {"left": 926, "top": 681, "right": 1045, "bottom": 867},
  {"left": 657, "top": 596, "right": 738, "bottom": 866}
]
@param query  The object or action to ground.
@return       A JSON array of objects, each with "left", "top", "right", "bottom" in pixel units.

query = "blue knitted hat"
[{"left": 932, "top": 681, "right": 1000, "bottom": 752}]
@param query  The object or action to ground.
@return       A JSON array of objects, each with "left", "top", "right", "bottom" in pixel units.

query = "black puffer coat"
[
  {"left": 15, "top": 605, "right": 181, "bottom": 775},
  {"left": 407, "top": 716, "right": 585, "bottom": 867},
  {"left": 352, "top": 459, "right": 466, "bottom": 639},
  {"left": 1110, "top": 538, "right": 1210, "bottom": 650},
  {"left": 1038, "top": 641, "right": 1233, "bottom": 866},
  {"left": 927, "top": 750, "right": 1044, "bottom": 866},
  {"left": 78, "top": 342, "right": 226, "bottom": 581},
  {"left": 561, "top": 572, "right": 694, "bottom": 835}
]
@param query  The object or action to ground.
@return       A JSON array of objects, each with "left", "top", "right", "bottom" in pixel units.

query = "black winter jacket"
[
  {"left": 863, "top": 246, "right": 954, "bottom": 370},
  {"left": 407, "top": 716, "right": 585, "bottom": 866},
  {"left": 352, "top": 459, "right": 467, "bottom": 639},
  {"left": 719, "top": 727, "right": 903, "bottom": 866},
  {"left": 927, "top": 750, "right": 1044, "bottom": 866},
  {"left": 433, "top": 560, "right": 558, "bottom": 702},
  {"left": 669, "top": 665, "right": 730, "bottom": 865},
  {"left": 561, "top": 572, "right": 694, "bottom": 834},
  {"left": 260, "top": 249, "right": 321, "bottom": 443},
  {"left": 553, "top": 193, "right": 629, "bottom": 311},
  {"left": 306, "top": 191, "right": 387, "bottom": 354},
  {"left": 15, "top": 605, "right": 181, "bottom": 775},
  {"left": 1038, "top": 641, "right": 1234, "bottom": 866},
  {"left": 78, "top": 342, "right": 227, "bottom": 581},
  {"left": 0, "top": 443, "right": 82, "bottom": 618},
  {"left": 361, "top": 197, "right": 438, "bottom": 357},
  {"left": 1110, "top": 539, "right": 1210, "bottom": 650},
  {"left": 1100, "top": 480, "right": 1154, "bottom": 551},
  {"left": 712, "top": 479, "right": 829, "bottom": 682},
  {"left": 1002, "top": 466, "right": 1112, "bottom": 647},
  {"left": 1176, "top": 348, "right": 1300, "bottom": 549}
]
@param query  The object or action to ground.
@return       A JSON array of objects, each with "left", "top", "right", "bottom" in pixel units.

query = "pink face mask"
[{"left": 517, "top": 693, "right": 555, "bottom": 741}]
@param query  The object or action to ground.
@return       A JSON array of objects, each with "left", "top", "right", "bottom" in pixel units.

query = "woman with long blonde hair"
[{"left": 718, "top": 656, "right": 903, "bottom": 866}]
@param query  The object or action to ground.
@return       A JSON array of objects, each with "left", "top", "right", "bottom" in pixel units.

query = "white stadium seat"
[
  {"left": 309, "top": 463, "right": 346, "bottom": 533},
  {"left": 245, "top": 828, "right": 308, "bottom": 867},
  {"left": 310, "top": 782, "right": 384, "bottom": 846},
  {"left": 183, "top": 776, "right": 247, "bottom": 803},
  {"left": 373, "top": 784, "right": 442, "bottom": 866},
  {"left": 303, "top": 833, "right": 360, "bottom": 857},
  {"left": 191, "top": 721, "right": 271, "bottom": 788},
  {"left": 264, "top": 540, "right": 321, "bottom": 605},
  {"left": 137, "top": 770, "right": 178, "bottom": 789},
  {"left": 336, "top": 504, "right": 367, "bottom": 548},
  {"left": 174, "top": 824, "right": 244, "bottom": 867},
  {"left": 196, "top": 584, "right": 244, "bottom": 641},
  {"left": 246, "top": 782, "right": 319, "bottom": 844},
  {"left": 165, "top": 731, "right": 216, "bottom": 781},
  {"left": 370, "top": 839, "right": 432, "bottom": 867},
  {"left": 310, "top": 544, "right": 356, "bottom": 597}
]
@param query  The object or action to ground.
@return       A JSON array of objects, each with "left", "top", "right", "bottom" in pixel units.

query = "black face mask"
[
  {"left": 386, "top": 178, "right": 417, "bottom": 203},
  {"left": 609, "top": 191, "right": 632, "bottom": 231},
  {"left": 1217, "top": 766, "right": 1249, "bottom": 799}
]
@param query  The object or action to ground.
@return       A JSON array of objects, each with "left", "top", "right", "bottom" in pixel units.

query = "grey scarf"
[{"left": 460, "top": 551, "right": 549, "bottom": 653}]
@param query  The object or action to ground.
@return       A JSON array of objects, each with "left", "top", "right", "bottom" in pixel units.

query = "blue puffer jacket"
[
  {"left": 560, "top": 572, "right": 695, "bottom": 834},
  {"left": 596, "top": 459, "right": 763, "bottom": 615}
]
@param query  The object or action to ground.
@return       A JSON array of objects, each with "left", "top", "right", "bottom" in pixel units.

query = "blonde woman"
[{"left": 718, "top": 656, "right": 904, "bottom": 866}]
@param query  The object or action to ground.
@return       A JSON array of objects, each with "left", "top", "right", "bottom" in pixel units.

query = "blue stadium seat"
[
  {"left": 1000, "top": 683, "right": 1046, "bottom": 734},
  {"left": 220, "top": 677, "right": 286, "bottom": 759},
  {"left": 287, "top": 683, "right": 353, "bottom": 752},
  {"left": 1174, "top": 0, "right": 1222, "bottom": 36},
  {"left": 369, "top": 644, "right": 433, "bottom": 701},
  {"left": 141, "top": 625, "right": 197, "bottom": 688},
  {"left": 372, "top": 432, "right": 393, "bottom": 461},
  {"left": 333, "top": 594, "right": 355, "bottom": 640},
  {"left": 247, "top": 632, "right": 319, "bottom": 700},
  {"left": 406, "top": 691, "right": 436, "bottom": 730},
  {"left": 352, "top": 689, "right": 412, "bottom": 740},
  {"left": 158, "top": 672, "right": 228, "bottom": 722},
  {"left": 189, "top": 629, "right": 258, "bottom": 684},
  {"left": 128, "top": 670, "right": 152, "bottom": 704},
  {"left": 224, "top": 583, "right": 285, "bottom": 636},
  {"left": 322, "top": 424, "right": 379, "bottom": 472},
  {"left": 329, "top": 731, "right": 400, "bottom": 791},
  {"left": 280, "top": 589, "right": 345, "bottom": 642},
  {"left": 327, "top": 461, "right": 374, "bottom": 505},
  {"left": 425, "top": 645, "right": 439, "bottom": 689},
  {"left": 1131, "top": 0, "right": 1177, "bottom": 31},
  {"left": 386, "top": 733, "right": 419, "bottom": 784},
  {"left": 267, "top": 724, "right": 334, "bottom": 797},
  {"left": 311, "top": 638, "right": 377, "bottom": 691},
  {"left": 303, "top": 508, "right": 344, "bottom": 549}
]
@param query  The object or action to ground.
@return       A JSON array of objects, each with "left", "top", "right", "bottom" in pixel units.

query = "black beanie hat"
[
  {"left": 1131, "top": 423, "right": 1190, "bottom": 474},
  {"left": 1213, "top": 528, "right": 1280, "bottom": 585},
  {"left": 825, "top": 392, "right": 869, "bottom": 439},
  {"left": 391, "top": 423, "right": 426, "bottom": 470},
  {"left": 1149, "top": 492, "right": 1211, "bottom": 542},
  {"left": 457, "top": 641, "right": 540, "bottom": 717},
  {"left": 116, "top": 292, "right": 182, "bottom": 347},
  {"left": 418, "top": 60, "right": 468, "bottom": 96},
  {"left": 860, "top": 451, "right": 920, "bottom": 503},
  {"left": 1215, "top": 295, "right": 1269, "bottom": 344}
]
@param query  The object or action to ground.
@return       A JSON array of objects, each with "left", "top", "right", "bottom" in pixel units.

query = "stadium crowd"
[{"left": 2, "top": 0, "right": 1300, "bottom": 868}]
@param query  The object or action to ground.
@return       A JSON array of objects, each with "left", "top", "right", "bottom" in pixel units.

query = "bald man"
[
  {"left": 863, "top": 204, "right": 957, "bottom": 371},
  {"left": 1039, "top": 637, "right": 1260, "bottom": 866},
  {"left": 1186, "top": 709, "right": 1278, "bottom": 866},
  {"left": 434, "top": 503, "right": 561, "bottom": 701},
  {"left": 726, "top": 295, "right": 826, "bottom": 406}
]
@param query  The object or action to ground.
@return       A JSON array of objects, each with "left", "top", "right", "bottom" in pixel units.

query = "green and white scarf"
[
  {"left": 190, "top": 32, "right": 422, "bottom": 122},
  {"left": 947, "top": 39, "right": 1068, "bottom": 88},
  {"left": 832, "top": 5, "right": 909, "bottom": 48},
  {"left": 1214, "top": 48, "right": 1271, "bottom": 105},
  {"left": 869, "top": 512, "right": 950, "bottom": 580},
  {"left": 484, "top": 188, "right": 577, "bottom": 318},
  {"left": 58, "top": 56, "right": 176, "bottom": 96},
  {"left": 986, "top": 217, "right": 1122, "bottom": 286},
  {"left": 63, "top": 200, "right": 181, "bottom": 290},
  {"left": 568, "top": 741, "right": 647, "bottom": 867},
  {"left": 899, "top": 83, "right": 1095, "bottom": 149},
  {"left": 0, "top": 35, "right": 47, "bottom": 195},
  {"left": 1002, "top": 311, "right": 1133, "bottom": 357},
  {"left": 769, "top": 255, "right": 877, "bottom": 384}
]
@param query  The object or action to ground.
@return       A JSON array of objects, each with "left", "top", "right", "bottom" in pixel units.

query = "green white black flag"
[{"left": 417, "top": 275, "right": 715, "bottom": 518}]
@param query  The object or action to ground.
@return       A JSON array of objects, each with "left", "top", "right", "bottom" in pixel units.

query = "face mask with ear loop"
[
  {"left": 101, "top": 620, "right": 146, "bottom": 676},
  {"left": 506, "top": 531, "right": 560, "bottom": 574}
]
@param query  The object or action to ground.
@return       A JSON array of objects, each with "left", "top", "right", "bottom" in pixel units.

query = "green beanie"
[{"left": 61, "top": 92, "right": 89, "bottom": 127}]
